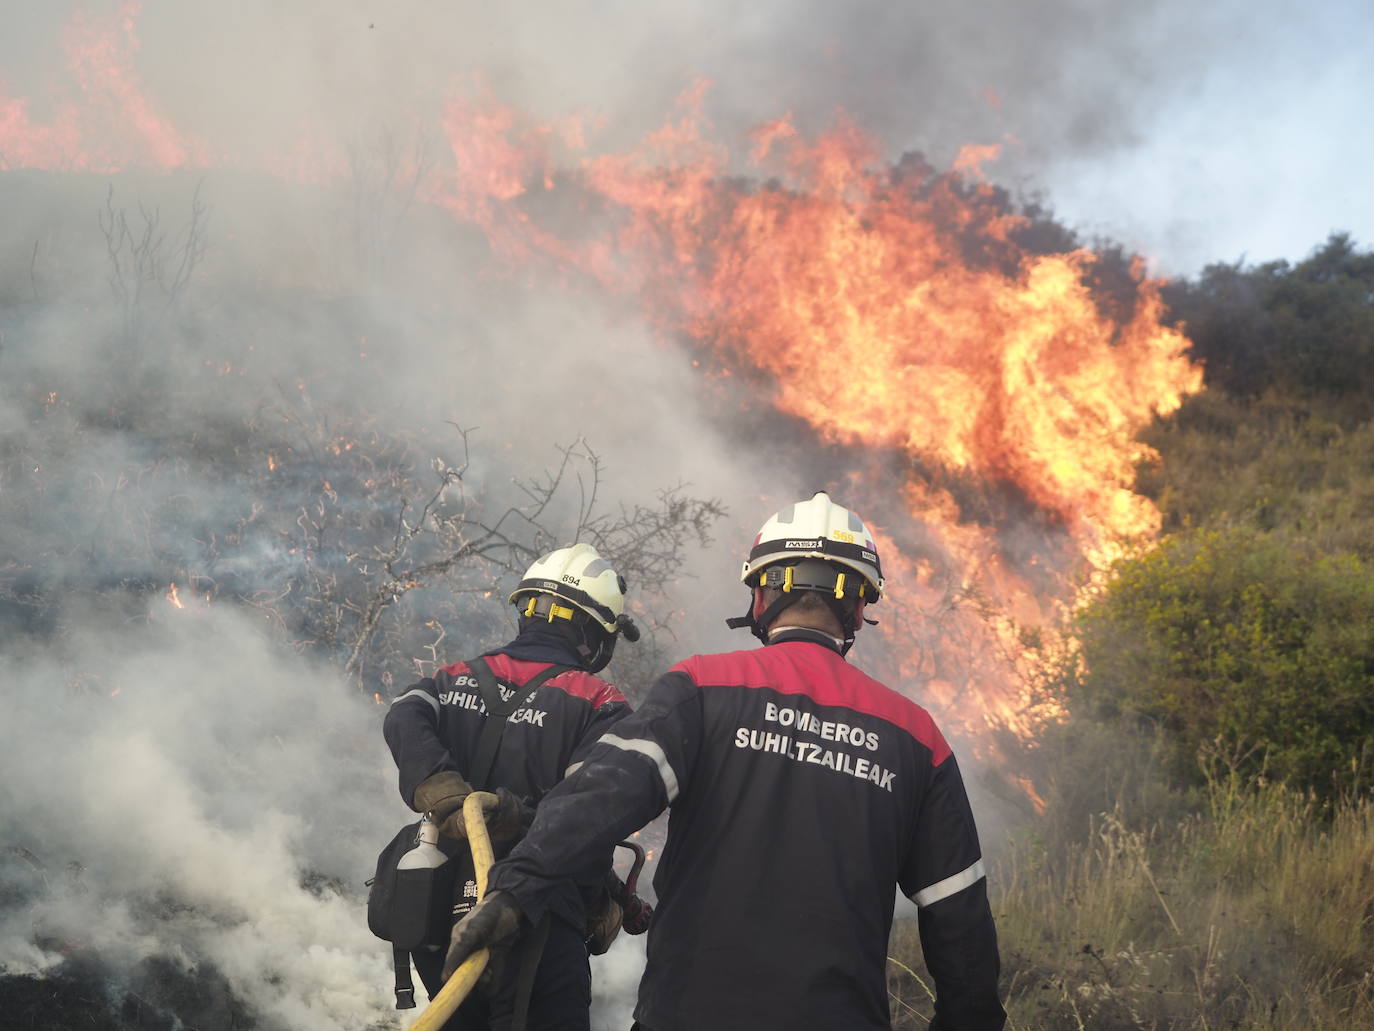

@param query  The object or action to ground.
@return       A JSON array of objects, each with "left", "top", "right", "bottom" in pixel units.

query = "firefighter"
[
  {"left": 384, "top": 542, "right": 641, "bottom": 1031},
  {"left": 438, "top": 492, "right": 1006, "bottom": 1030}
]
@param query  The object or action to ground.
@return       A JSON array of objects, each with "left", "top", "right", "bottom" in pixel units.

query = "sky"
[{"left": 1020, "top": 0, "right": 1373, "bottom": 276}]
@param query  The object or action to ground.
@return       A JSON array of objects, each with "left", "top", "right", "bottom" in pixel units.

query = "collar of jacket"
[
  {"left": 765, "top": 626, "right": 846, "bottom": 655},
  {"left": 483, "top": 619, "right": 589, "bottom": 669}
]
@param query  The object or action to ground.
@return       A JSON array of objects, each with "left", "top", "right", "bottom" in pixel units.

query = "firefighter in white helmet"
[
  {"left": 438, "top": 493, "right": 1005, "bottom": 1030},
  {"left": 382, "top": 542, "right": 648, "bottom": 1031}
]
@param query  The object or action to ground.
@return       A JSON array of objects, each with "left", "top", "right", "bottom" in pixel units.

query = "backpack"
[{"left": 367, "top": 656, "right": 569, "bottom": 1009}]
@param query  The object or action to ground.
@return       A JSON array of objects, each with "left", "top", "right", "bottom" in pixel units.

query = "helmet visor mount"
[{"left": 757, "top": 558, "right": 871, "bottom": 601}]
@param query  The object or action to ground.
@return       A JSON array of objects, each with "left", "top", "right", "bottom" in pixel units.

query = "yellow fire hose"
[{"left": 409, "top": 790, "right": 498, "bottom": 1031}]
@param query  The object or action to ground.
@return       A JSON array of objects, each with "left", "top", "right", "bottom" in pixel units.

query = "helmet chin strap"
[{"left": 726, "top": 588, "right": 860, "bottom": 655}]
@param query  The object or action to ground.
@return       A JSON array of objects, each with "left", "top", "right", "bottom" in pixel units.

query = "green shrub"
[
  {"left": 1136, "top": 390, "right": 1374, "bottom": 555},
  {"left": 1072, "top": 527, "right": 1374, "bottom": 794}
]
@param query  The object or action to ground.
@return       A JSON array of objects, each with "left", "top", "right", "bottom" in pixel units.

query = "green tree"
[{"left": 1164, "top": 233, "right": 1374, "bottom": 412}]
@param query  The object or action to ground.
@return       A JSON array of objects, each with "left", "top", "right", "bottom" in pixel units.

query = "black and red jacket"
[
  {"left": 489, "top": 628, "right": 1004, "bottom": 1030},
  {"left": 383, "top": 622, "right": 631, "bottom": 928}
]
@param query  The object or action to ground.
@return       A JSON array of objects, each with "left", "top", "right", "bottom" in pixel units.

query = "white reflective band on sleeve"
[
  {"left": 911, "top": 859, "right": 986, "bottom": 908},
  {"left": 390, "top": 687, "right": 440, "bottom": 716},
  {"left": 564, "top": 760, "right": 585, "bottom": 778},
  {"left": 600, "top": 734, "right": 680, "bottom": 802}
]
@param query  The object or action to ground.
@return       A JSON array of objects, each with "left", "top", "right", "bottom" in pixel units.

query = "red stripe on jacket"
[
  {"left": 439, "top": 655, "right": 627, "bottom": 709},
  {"left": 673, "top": 641, "right": 952, "bottom": 765}
]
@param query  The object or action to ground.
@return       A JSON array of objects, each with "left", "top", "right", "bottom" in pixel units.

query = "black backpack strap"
[
  {"left": 466, "top": 657, "right": 571, "bottom": 791},
  {"left": 392, "top": 945, "right": 416, "bottom": 1009},
  {"left": 510, "top": 914, "right": 552, "bottom": 1031}
]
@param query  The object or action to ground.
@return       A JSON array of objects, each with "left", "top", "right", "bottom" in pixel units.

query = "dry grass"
[{"left": 888, "top": 764, "right": 1374, "bottom": 1029}]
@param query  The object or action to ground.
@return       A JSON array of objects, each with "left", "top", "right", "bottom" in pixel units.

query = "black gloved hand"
[
  {"left": 484, "top": 786, "right": 533, "bottom": 846},
  {"left": 413, "top": 770, "right": 474, "bottom": 839},
  {"left": 586, "top": 893, "right": 624, "bottom": 956},
  {"left": 441, "top": 890, "right": 526, "bottom": 981}
]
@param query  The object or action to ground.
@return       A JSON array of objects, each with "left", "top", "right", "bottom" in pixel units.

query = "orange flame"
[
  {"left": 433, "top": 89, "right": 1203, "bottom": 746},
  {"left": 0, "top": 3, "right": 196, "bottom": 172}
]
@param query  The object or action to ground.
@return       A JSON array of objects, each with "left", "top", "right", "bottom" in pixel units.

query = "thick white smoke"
[{"left": 0, "top": 603, "right": 399, "bottom": 1028}]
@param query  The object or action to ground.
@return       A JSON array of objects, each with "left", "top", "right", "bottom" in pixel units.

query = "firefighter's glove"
[
  {"left": 413, "top": 771, "right": 473, "bottom": 838},
  {"left": 483, "top": 786, "right": 532, "bottom": 846},
  {"left": 586, "top": 893, "right": 624, "bottom": 956},
  {"left": 441, "top": 890, "right": 525, "bottom": 982}
]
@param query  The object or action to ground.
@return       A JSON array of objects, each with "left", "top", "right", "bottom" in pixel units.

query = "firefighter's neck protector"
[{"left": 520, "top": 594, "right": 629, "bottom": 673}]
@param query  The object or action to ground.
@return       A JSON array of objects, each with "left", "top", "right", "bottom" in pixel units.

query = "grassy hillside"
[
  {"left": 890, "top": 736, "right": 1374, "bottom": 1028},
  {"left": 887, "top": 234, "right": 1374, "bottom": 1029}
]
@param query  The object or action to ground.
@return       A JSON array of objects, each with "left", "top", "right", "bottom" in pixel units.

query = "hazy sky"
[
  {"left": 2, "top": 0, "right": 1368, "bottom": 278},
  {"left": 1019, "top": 0, "right": 1372, "bottom": 276}
]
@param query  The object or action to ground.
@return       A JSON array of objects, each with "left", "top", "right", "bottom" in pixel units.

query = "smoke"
[
  {"left": 0, "top": 0, "right": 1248, "bottom": 167},
  {"left": 11, "top": 0, "right": 1364, "bottom": 276},
  {"left": 0, "top": 602, "right": 399, "bottom": 1028},
  {"left": 0, "top": 1, "right": 1255, "bottom": 1024},
  {"left": 0, "top": 44, "right": 769, "bottom": 1026}
]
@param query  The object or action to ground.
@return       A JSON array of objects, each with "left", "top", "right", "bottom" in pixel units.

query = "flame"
[
  {"left": 0, "top": 3, "right": 195, "bottom": 172},
  {"left": 165, "top": 582, "right": 183, "bottom": 609},
  {"left": 1, "top": 13, "right": 1205, "bottom": 763},
  {"left": 433, "top": 89, "right": 1203, "bottom": 746},
  {"left": 1010, "top": 776, "right": 1047, "bottom": 815}
]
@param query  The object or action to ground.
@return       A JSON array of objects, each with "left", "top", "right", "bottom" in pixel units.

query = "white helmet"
[
  {"left": 740, "top": 491, "right": 884, "bottom": 601},
  {"left": 727, "top": 492, "right": 883, "bottom": 653},
  {"left": 508, "top": 542, "right": 637, "bottom": 638}
]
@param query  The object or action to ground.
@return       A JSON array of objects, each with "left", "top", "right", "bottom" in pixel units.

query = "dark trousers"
[{"left": 412, "top": 916, "right": 591, "bottom": 1031}]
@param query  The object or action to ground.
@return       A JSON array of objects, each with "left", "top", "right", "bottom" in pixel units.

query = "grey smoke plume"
[{"left": 0, "top": 0, "right": 1259, "bottom": 169}]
